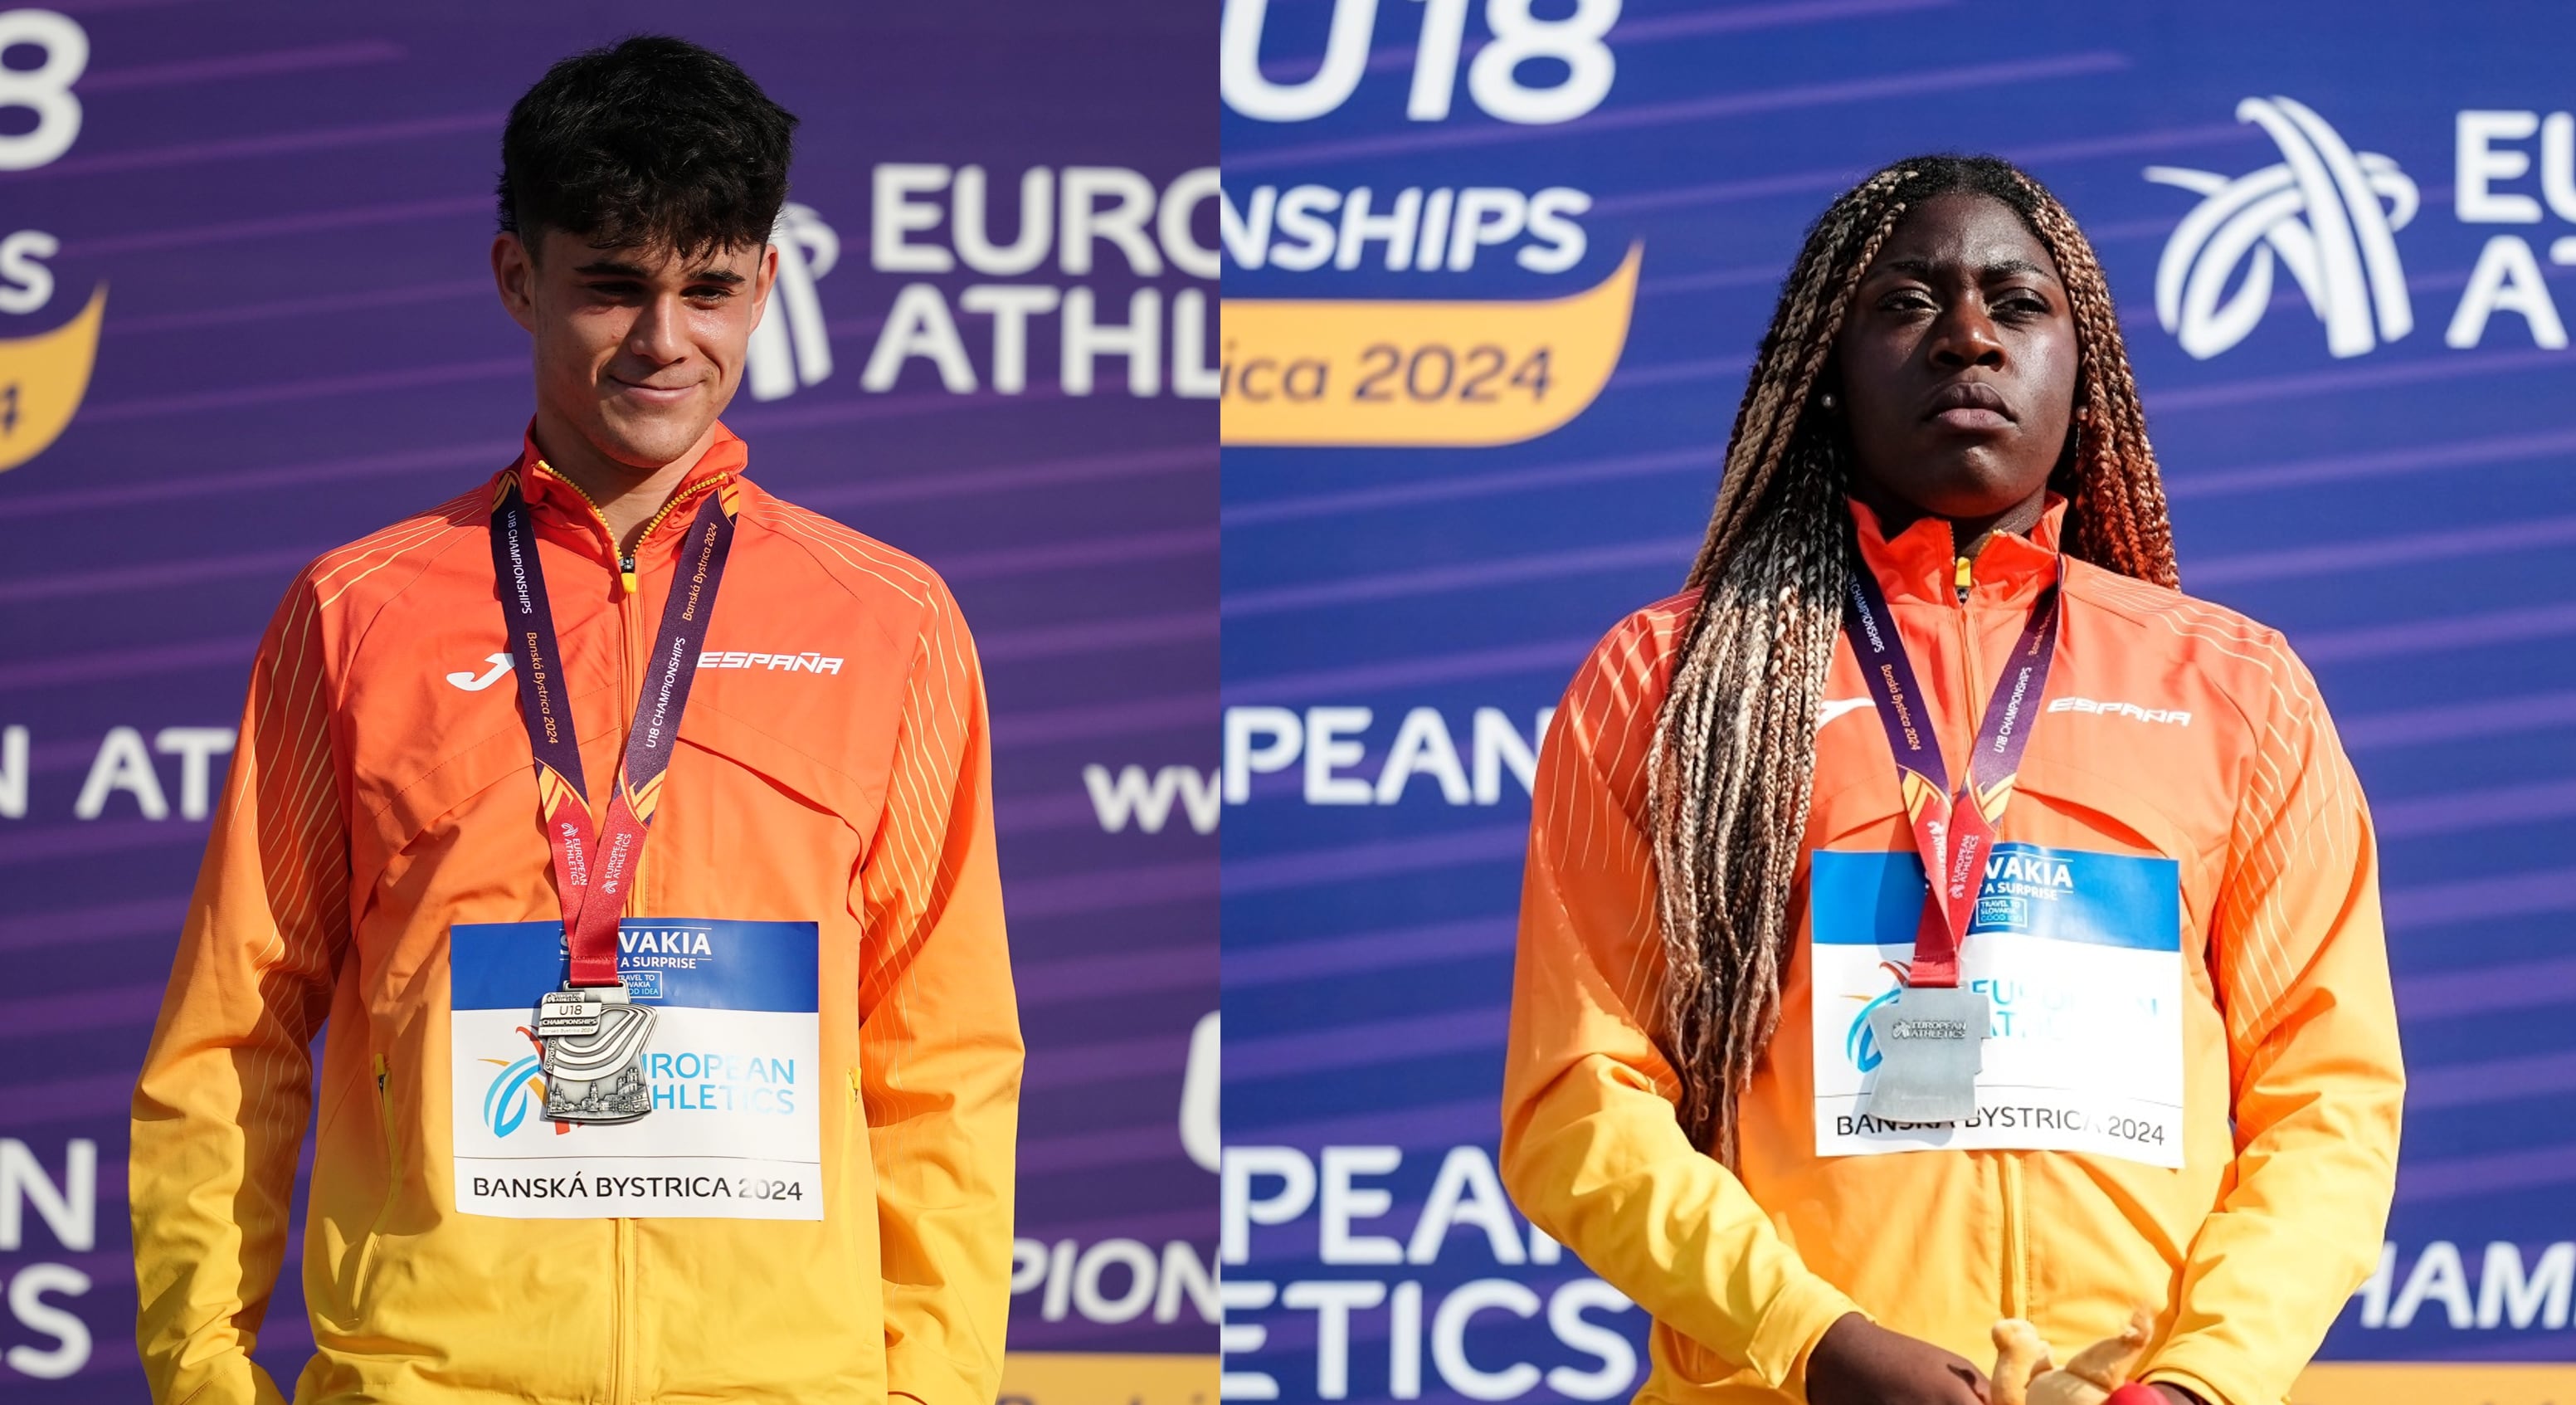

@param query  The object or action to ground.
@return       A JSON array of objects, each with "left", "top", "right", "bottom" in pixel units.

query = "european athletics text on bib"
[
  {"left": 450, "top": 918, "right": 823, "bottom": 1218},
  {"left": 1809, "top": 841, "right": 2185, "bottom": 1168}
]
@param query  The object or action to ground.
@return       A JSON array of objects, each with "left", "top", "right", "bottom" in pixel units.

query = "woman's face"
[{"left": 1830, "top": 191, "right": 2079, "bottom": 525}]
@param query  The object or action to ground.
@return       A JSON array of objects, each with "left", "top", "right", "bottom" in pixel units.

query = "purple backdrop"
[{"left": 0, "top": 0, "right": 1215, "bottom": 1392}]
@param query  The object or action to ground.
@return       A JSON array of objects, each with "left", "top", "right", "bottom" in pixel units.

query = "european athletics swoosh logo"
[
  {"left": 481, "top": 1055, "right": 546, "bottom": 1137},
  {"left": 1845, "top": 987, "right": 1902, "bottom": 1074},
  {"left": 745, "top": 202, "right": 839, "bottom": 402},
  {"left": 1843, "top": 961, "right": 1914, "bottom": 1073},
  {"left": 2146, "top": 96, "right": 2415, "bottom": 360}
]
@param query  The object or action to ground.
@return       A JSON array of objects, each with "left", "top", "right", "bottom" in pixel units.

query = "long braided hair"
[{"left": 1648, "top": 154, "right": 2180, "bottom": 1165}]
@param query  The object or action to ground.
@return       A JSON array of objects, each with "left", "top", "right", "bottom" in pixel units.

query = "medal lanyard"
[
  {"left": 1840, "top": 544, "right": 2064, "bottom": 989},
  {"left": 488, "top": 468, "right": 737, "bottom": 988}
]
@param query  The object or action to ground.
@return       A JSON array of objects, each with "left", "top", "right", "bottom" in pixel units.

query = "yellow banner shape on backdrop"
[
  {"left": 998, "top": 1351, "right": 1215, "bottom": 1405},
  {"left": 1220, "top": 246, "right": 1639, "bottom": 448},
  {"left": 0, "top": 284, "right": 105, "bottom": 473},
  {"left": 2291, "top": 1362, "right": 2576, "bottom": 1404}
]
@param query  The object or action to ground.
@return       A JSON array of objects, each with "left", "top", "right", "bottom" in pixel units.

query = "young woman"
[{"left": 1500, "top": 156, "right": 2403, "bottom": 1405}]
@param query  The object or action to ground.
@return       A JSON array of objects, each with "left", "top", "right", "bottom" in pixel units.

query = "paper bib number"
[
  {"left": 1809, "top": 843, "right": 2185, "bottom": 1168},
  {"left": 450, "top": 918, "right": 823, "bottom": 1218}
]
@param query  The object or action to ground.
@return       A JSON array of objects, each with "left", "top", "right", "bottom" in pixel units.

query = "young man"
[{"left": 131, "top": 37, "right": 1021, "bottom": 1404}]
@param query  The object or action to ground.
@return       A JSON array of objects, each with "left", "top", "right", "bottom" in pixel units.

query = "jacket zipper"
[
  {"left": 544, "top": 464, "right": 723, "bottom": 594},
  {"left": 1952, "top": 551, "right": 2031, "bottom": 1319},
  {"left": 634, "top": 473, "right": 723, "bottom": 546},
  {"left": 2001, "top": 1157, "right": 2029, "bottom": 1319},
  {"left": 611, "top": 1217, "right": 637, "bottom": 1405},
  {"left": 537, "top": 464, "right": 727, "bottom": 1403},
  {"left": 548, "top": 466, "right": 725, "bottom": 904},
  {"left": 614, "top": 473, "right": 723, "bottom": 918},
  {"left": 1956, "top": 549, "right": 2033, "bottom": 1320}
]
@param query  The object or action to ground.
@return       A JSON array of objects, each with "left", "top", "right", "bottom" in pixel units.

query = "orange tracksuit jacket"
[
  {"left": 131, "top": 425, "right": 1022, "bottom": 1404},
  {"left": 1501, "top": 500, "right": 2403, "bottom": 1405}
]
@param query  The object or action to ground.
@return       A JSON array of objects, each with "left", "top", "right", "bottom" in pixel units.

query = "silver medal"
[
  {"left": 537, "top": 982, "right": 655, "bottom": 1124},
  {"left": 1863, "top": 984, "right": 1988, "bottom": 1124}
]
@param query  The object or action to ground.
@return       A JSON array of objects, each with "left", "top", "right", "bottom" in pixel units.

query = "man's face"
[{"left": 493, "top": 229, "right": 777, "bottom": 472}]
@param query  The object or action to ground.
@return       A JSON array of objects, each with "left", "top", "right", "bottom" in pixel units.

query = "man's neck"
[{"left": 531, "top": 418, "right": 718, "bottom": 557}]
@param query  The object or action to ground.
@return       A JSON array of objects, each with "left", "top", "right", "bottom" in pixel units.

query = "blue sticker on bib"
[{"left": 1811, "top": 842, "right": 2179, "bottom": 952}]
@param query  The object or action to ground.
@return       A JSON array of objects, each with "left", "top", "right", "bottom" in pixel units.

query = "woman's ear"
[{"left": 2053, "top": 402, "right": 2086, "bottom": 481}]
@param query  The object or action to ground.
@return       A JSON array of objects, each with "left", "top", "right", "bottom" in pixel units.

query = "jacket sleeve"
[
  {"left": 2140, "top": 639, "right": 2404, "bottom": 1405},
  {"left": 1498, "top": 614, "right": 1863, "bottom": 1400},
  {"left": 857, "top": 581, "right": 1024, "bottom": 1405},
  {"left": 131, "top": 570, "right": 352, "bottom": 1405}
]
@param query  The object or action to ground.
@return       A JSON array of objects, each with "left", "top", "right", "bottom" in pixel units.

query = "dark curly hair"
[{"left": 498, "top": 35, "right": 798, "bottom": 260}]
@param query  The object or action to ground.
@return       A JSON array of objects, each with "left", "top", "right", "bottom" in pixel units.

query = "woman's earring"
[{"left": 1819, "top": 391, "right": 1838, "bottom": 413}]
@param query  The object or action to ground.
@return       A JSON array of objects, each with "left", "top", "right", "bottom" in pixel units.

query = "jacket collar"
[
  {"left": 1851, "top": 492, "right": 2068, "bottom": 607},
  {"left": 512, "top": 421, "right": 749, "bottom": 561}
]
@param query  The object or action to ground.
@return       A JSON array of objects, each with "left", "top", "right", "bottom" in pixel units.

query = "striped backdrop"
[
  {"left": 1223, "top": 2, "right": 2576, "bottom": 1399},
  {"left": 0, "top": 0, "right": 1215, "bottom": 1393}
]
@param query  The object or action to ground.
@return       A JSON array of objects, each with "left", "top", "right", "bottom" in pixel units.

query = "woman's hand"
[{"left": 1809, "top": 1312, "right": 1994, "bottom": 1405}]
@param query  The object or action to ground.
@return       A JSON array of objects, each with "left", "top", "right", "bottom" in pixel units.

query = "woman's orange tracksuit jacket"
[
  {"left": 1501, "top": 500, "right": 2403, "bottom": 1405},
  {"left": 129, "top": 427, "right": 1022, "bottom": 1404}
]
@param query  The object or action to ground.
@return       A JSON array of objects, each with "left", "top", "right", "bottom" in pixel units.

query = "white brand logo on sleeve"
[{"left": 2147, "top": 96, "right": 2417, "bottom": 360}]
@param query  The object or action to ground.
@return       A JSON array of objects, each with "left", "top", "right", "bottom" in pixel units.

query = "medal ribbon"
[
  {"left": 1840, "top": 543, "right": 2063, "bottom": 988},
  {"left": 489, "top": 468, "right": 737, "bottom": 987}
]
